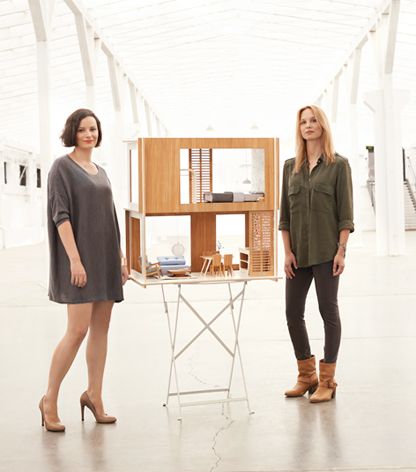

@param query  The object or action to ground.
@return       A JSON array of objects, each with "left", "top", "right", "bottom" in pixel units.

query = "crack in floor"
[
  {"left": 210, "top": 413, "right": 234, "bottom": 472},
  {"left": 187, "top": 356, "right": 222, "bottom": 389},
  {"left": 185, "top": 357, "right": 234, "bottom": 472}
]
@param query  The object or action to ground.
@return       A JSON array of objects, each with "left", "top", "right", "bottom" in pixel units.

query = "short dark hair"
[{"left": 60, "top": 108, "right": 102, "bottom": 147}]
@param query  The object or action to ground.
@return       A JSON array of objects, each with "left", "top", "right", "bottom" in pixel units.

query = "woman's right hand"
[
  {"left": 70, "top": 258, "right": 87, "bottom": 288},
  {"left": 284, "top": 252, "right": 298, "bottom": 279}
]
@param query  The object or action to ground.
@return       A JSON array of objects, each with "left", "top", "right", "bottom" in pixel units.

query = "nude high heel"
[
  {"left": 39, "top": 396, "right": 65, "bottom": 432},
  {"left": 80, "top": 391, "right": 117, "bottom": 424}
]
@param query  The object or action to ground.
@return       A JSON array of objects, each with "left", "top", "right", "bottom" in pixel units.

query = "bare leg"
[
  {"left": 44, "top": 303, "right": 93, "bottom": 422},
  {"left": 85, "top": 301, "right": 114, "bottom": 415}
]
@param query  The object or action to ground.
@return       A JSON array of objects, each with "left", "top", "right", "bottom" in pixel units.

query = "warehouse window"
[{"left": 19, "top": 164, "right": 27, "bottom": 186}]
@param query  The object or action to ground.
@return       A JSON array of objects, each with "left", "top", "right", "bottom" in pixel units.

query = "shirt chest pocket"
[
  {"left": 311, "top": 183, "right": 335, "bottom": 213},
  {"left": 288, "top": 184, "right": 303, "bottom": 213}
]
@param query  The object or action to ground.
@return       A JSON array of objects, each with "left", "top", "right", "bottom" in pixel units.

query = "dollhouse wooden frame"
[{"left": 125, "top": 137, "right": 279, "bottom": 286}]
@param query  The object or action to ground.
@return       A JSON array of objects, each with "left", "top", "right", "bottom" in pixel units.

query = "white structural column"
[
  {"left": 28, "top": 0, "right": 55, "bottom": 171},
  {"left": 152, "top": 113, "right": 159, "bottom": 137},
  {"left": 144, "top": 101, "right": 153, "bottom": 137},
  {"left": 129, "top": 80, "right": 140, "bottom": 126},
  {"left": 137, "top": 95, "right": 148, "bottom": 136},
  {"left": 348, "top": 38, "right": 367, "bottom": 244},
  {"left": 331, "top": 72, "right": 341, "bottom": 123},
  {"left": 109, "top": 65, "right": 127, "bottom": 252},
  {"left": 364, "top": 0, "right": 408, "bottom": 255},
  {"left": 103, "top": 49, "right": 127, "bottom": 225},
  {"left": 28, "top": 0, "right": 55, "bottom": 276},
  {"left": 155, "top": 116, "right": 162, "bottom": 137}
]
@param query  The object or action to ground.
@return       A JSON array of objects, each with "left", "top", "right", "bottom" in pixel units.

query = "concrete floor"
[{"left": 1, "top": 231, "right": 416, "bottom": 472}]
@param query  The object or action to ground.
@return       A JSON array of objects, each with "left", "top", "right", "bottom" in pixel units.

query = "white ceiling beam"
[
  {"left": 315, "top": 0, "right": 393, "bottom": 101},
  {"left": 0, "top": 36, "right": 35, "bottom": 51},
  {"left": 385, "top": 0, "right": 401, "bottom": 74},
  {"left": 63, "top": 0, "right": 165, "bottom": 129},
  {"left": 128, "top": 80, "right": 139, "bottom": 124},
  {"left": 28, "top": 0, "right": 55, "bottom": 41},
  {"left": 370, "top": 1, "right": 401, "bottom": 83},
  {"left": 350, "top": 37, "right": 367, "bottom": 104},
  {"left": 107, "top": 54, "right": 121, "bottom": 112},
  {"left": 0, "top": 13, "right": 31, "bottom": 29},
  {"left": 370, "top": 21, "right": 383, "bottom": 86},
  {"left": 63, "top": 0, "right": 92, "bottom": 27},
  {"left": 74, "top": 13, "right": 94, "bottom": 86}
]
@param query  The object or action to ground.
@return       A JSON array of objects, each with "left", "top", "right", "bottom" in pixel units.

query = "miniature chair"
[
  {"left": 138, "top": 256, "right": 161, "bottom": 278},
  {"left": 222, "top": 254, "right": 233, "bottom": 276},
  {"left": 210, "top": 253, "right": 224, "bottom": 276},
  {"left": 200, "top": 251, "right": 214, "bottom": 274}
]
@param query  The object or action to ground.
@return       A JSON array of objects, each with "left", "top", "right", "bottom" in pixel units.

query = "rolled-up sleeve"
[
  {"left": 336, "top": 160, "right": 354, "bottom": 233},
  {"left": 49, "top": 191, "right": 70, "bottom": 227},
  {"left": 278, "top": 161, "right": 291, "bottom": 231},
  {"left": 48, "top": 167, "right": 70, "bottom": 228}
]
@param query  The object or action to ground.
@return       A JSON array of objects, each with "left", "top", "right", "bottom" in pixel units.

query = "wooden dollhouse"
[{"left": 125, "top": 137, "right": 279, "bottom": 285}]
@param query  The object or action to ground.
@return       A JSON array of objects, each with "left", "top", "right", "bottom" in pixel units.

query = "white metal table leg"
[
  {"left": 162, "top": 284, "right": 183, "bottom": 419},
  {"left": 226, "top": 281, "right": 254, "bottom": 414},
  {"left": 162, "top": 281, "right": 251, "bottom": 418}
]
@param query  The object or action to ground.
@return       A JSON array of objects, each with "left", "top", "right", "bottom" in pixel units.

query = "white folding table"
[{"left": 131, "top": 273, "right": 268, "bottom": 420}]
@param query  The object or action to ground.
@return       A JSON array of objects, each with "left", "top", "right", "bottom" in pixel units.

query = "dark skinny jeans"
[{"left": 285, "top": 260, "right": 341, "bottom": 363}]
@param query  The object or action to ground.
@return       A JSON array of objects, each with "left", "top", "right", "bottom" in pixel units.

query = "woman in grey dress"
[{"left": 39, "top": 109, "right": 129, "bottom": 432}]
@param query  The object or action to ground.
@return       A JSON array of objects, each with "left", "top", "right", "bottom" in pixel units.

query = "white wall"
[{"left": 0, "top": 144, "right": 43, "bottom": 249}]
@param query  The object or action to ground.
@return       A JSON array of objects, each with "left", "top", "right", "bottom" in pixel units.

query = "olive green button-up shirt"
[{"left": 279, "top": 153, "right": 354, "bottom": 268}]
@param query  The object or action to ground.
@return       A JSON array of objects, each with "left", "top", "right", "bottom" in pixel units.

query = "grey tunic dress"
[{"left": 47, "top": 155, "right": 123, "bottom": 304}]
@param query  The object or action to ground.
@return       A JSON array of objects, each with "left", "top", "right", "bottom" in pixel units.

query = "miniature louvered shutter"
[
  {"left": 249, "top": 210, "right": 274, "bottom": 276},
  {"left": 189, "top": 148, "right": 213, "bottom": 203}
]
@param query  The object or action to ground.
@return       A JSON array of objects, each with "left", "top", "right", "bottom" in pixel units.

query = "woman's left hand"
[
  {"left": 333, "top": 254, "right": 345, "bottom": 276},
  {"left": 121, "top": 264, "right": 129, "bottom": 285}
]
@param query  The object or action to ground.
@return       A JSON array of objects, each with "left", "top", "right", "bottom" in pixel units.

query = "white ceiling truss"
[{"left": 1, "top": 0, "right": 416, "bottom": 153}]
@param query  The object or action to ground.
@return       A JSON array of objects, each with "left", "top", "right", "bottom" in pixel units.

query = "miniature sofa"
[{"left": 157, "top": 256, "right": 190, "bottom": 275}]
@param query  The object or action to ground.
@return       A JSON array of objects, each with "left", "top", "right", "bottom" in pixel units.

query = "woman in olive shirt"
[{"left": 279, "top": 105, "right": 354, "bottom": 403}]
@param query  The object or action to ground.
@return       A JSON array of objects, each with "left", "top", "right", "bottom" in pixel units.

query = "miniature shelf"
[{"left": 239, "top": 248, "right": 250, "bottom": 271}]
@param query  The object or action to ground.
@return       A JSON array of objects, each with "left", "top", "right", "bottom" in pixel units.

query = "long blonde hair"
[{"left": 294, "top": 105, "right": 335, "bottom": 173}]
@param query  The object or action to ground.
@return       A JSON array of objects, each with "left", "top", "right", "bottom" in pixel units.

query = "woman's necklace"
[
  {"left": 71, "top": 152, "right": 96, "bottom": 173},
  {"left": 308, "top": 153, "right": 321, "bottom": 169}
]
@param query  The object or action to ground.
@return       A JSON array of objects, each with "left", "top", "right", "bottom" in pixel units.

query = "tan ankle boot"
[
  {"left": 285, "top": 355, "right": 318, "bottom": 397},
  {"left": 310, "top": 360, "right": 337, "bottom": 403}
]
